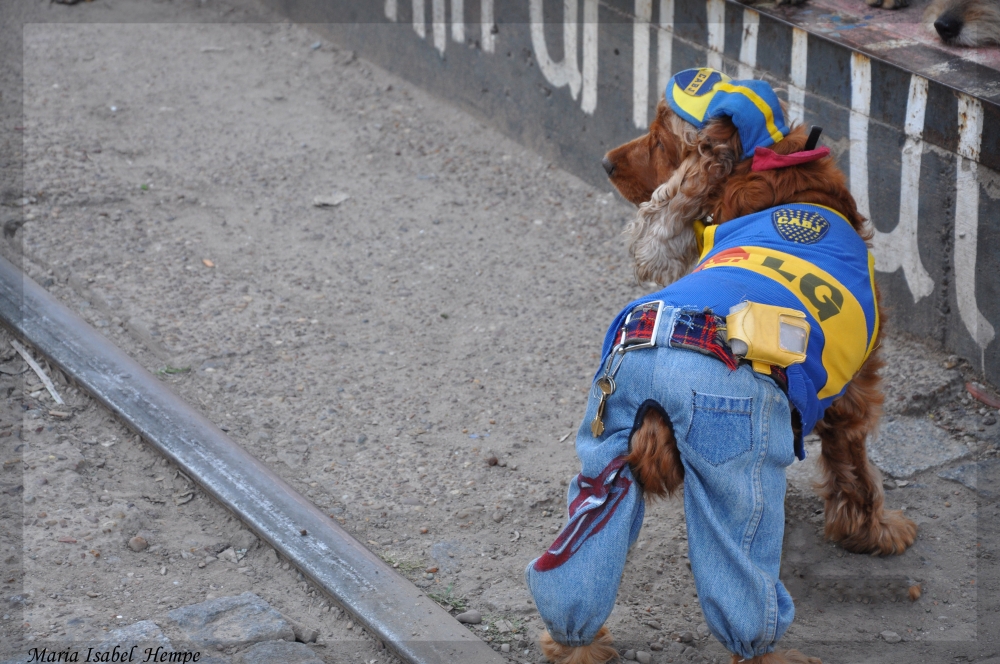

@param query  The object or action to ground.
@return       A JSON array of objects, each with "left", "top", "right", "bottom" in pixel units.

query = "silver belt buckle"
[{"left": 616, "top": 300, "right": 664, "bottom": 352}]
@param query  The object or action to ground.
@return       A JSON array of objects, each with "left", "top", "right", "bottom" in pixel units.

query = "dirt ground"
[{"left": 2, "top": 0, "right": 999, "bottom": 662}]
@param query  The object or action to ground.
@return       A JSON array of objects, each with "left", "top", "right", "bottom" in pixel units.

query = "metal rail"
[{"left": 0, "top": 254, "right": 504, "bottom": 664}]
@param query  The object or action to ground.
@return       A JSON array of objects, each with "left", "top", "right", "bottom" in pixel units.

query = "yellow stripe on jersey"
[
  {"left": 865, "top": 251, "right": 880, "bottom": 363},
  {"left": 694, "top": 246, "right": 872, "bottom": 399},
  {"left": 697, "top": 223, "right": 718, "bottom": 262}
]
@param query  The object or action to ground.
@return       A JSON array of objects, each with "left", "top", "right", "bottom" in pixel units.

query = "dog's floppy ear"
[{"left": 624, "top": 116, "right": 742, "bottom": 287}]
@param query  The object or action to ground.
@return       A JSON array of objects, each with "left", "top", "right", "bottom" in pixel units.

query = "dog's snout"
[
  {"left": 602, "top": 156, "right": 616, "bottom": 177},
  {"left": 934, "top": 14, "right": 963, "bottom": 40}
]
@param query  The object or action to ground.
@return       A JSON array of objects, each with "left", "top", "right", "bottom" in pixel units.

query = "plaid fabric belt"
[
  {"left": 615, "top": 304, "right": 788, "bottom": 394},
  {"left": 673, "top": 309, "right": 788, "bottom": 393}
]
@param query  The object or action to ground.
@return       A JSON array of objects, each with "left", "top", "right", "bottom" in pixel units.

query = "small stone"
[
  {"left": 500, "top": 643, "right": 510, "bottom": 653},
  {"left": 419, "top": 527, "right": 428, "bottom": 534},
  {"left": 495, "top": 619, "right": 513, "bottom": 634},
  {"left": 880, "top": 630, "right": 902, "bottom": 643},
  {"left": 696, "top": 622, "right": 710, "bottom": 637},
  {"left": 456, "top": 610, "right": 482, "bottom": 624},
  {"left": 645, "top": 620, "right": 660, "bottom": 629},
  {"left": 86, "top": 592, "right": 100, "bottom": 598},
  {"left": 292, "top": 624, "right": 319, "bottom": 644},
  {"left": 649, "top": 643, "right": 663, "bottom": 651},
  {"left": 623, "top": 650, "right": 636, "bottom": 661},
  {"left": 635, "top": 652, "right": 652, "bottom": 664},
  {"left": 312, "top": 193, "right": 350, "bottom": 208},
  {"left": 491, "top": 511, "right": 504, "bottom": 523},
  {"left": 486, "top": 455, "right": 499, "bottom": 466},
  {"left": 985, "top": 415, "right": 997, "bottom": 426},
  {"left": 128, "top": 536, "right": 148, "bottom": 552},
  {"left": 909, "top": 585, "right": 922, "bottom": 601},
  {"left": 679, "top": 631, "right": 694, "bottom": 643}
]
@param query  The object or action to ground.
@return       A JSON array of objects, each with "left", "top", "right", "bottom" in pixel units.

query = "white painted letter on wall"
[
  {"left": 529, "top": 0, "right": 598, "bottom": 114},
  {"left": 530, "top": 0, "right": 582, "bottom": 99},
  {"left": 955, "top": 93, "right": 994, "bottom": 361},
  {"left": 871, "top": 74, "right": 934, "bottom": 303}
]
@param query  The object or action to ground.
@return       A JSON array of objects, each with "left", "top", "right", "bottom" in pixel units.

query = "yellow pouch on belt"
[{"left": 726, "top": 302, "right": 809, "bottom": 375}]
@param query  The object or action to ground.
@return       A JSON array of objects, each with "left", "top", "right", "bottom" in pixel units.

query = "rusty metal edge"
[{"left": 0, "top": 254, "right": 504, "bottom": 664}]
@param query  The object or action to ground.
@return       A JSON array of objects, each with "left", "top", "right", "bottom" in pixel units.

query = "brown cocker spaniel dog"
[{"left": 543, "top": 100, "right": 916, "bottom": 664}]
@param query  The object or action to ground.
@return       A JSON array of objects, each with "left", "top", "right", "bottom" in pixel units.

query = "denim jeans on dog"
[{"left": 526, "top": 306, "right": 796, "bottom": 660}]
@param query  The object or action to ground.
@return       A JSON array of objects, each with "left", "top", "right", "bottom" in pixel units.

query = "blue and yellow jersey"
[{"left": 602, "top": 204, "right": 878, "bottom": 450}]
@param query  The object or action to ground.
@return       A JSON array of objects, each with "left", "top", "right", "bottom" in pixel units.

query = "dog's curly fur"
[{"left": 540, "top": 100, "right": 917, "bottom": 664}]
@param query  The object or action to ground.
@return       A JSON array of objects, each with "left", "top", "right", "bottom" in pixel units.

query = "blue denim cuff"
[{"left": 525, "top": 459, "right": 644, "bottom": 646}]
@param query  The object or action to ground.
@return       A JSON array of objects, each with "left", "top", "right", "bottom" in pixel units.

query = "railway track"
[{"left": 0, "top": 254, "right": 505, "bottom": 664}]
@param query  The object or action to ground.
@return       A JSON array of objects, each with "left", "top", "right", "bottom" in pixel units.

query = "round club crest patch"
[
  {"left": 771, "top": 208, "right": 830, "bottom": 244},
  {"left": 674, "top": 68, "right": 726, "bottom": 97}
]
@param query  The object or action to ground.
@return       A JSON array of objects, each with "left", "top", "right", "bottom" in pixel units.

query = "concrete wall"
[{"left": 264, "top": 0, "right": 999, "bottom": 387}]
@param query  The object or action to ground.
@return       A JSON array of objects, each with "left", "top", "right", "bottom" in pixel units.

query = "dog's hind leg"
[
  {"left": 625, "top": 401, "right": 684, "bottom": 500},
  {"left": 814, "top": 344, "right": 917, "bottom": 556}
]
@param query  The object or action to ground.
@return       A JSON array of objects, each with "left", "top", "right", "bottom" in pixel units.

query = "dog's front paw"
[
  {"left": 833, "top": 508, "right": 917, "bottom": 556},
  {"left": 540, "top": 626, "right": 617, "bottom": 664}
]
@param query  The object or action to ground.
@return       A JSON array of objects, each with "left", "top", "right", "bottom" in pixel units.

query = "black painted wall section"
[{"left": 261, "top": 0, "right": 998, "bottom": 387}]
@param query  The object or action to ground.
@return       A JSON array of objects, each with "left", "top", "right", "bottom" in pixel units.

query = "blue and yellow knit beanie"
[{"left": 667, "top": 68, "right": 790, "bottom": 158}]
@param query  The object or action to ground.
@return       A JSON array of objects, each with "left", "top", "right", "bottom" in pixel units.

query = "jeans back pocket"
[{"left": 685, "top": 392, "right": 753, "bottom": 466}]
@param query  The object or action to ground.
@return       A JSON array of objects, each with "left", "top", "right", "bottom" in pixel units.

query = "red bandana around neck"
[{"left": 751, "top": 145, "right": 830, "bottom": 172}]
